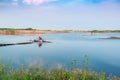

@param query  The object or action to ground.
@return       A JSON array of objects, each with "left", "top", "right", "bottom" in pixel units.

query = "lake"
[{"left": 0, "top": 32, "right": 120, "bottom": 76}]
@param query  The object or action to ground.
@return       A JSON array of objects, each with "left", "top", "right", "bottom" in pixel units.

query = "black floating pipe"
[{"left": 0, "top": 40, "right": 51, "bottom": 47}]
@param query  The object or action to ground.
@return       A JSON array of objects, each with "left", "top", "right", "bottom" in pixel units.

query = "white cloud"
[{"left": 23, "top": 0, "right": 58, "bottom": 5}]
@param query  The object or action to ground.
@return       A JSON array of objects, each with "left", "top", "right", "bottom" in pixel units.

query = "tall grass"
[{"left": 0, "top": 62, "right": 120, "bottom": 80}]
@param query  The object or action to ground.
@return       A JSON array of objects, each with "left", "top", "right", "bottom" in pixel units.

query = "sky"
[{"left": 0, "top": 0, "right": 120, "bottom": 30}]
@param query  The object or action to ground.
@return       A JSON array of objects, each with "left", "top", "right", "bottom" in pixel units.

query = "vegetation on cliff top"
[
  {"left": 90, "top": 30, "right": 120, "bottom": 33},
  {"left": 0, "top": 28, "right": 34, "bottom": 30}
]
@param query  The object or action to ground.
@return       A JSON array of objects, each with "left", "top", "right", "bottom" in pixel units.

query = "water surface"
[{"left": 0, "top": 33, "right": 120, "bottom": 76}]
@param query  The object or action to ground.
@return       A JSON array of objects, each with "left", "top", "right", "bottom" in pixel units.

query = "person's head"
[{"left": 38, "top": 36, "right": 42, "bottom": 40}]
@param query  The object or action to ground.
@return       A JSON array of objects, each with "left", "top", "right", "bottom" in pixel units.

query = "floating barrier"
[
  {"left": 0, "top": 40, "right": 51, "bottom": 47},
  {"left": 0, "top": 41, "right": 33, "bottom": 47}
]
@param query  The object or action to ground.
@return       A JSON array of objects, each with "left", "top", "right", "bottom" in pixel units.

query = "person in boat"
[
  {"left": 38, "top": 36, "right": 48, "bottom": 42},
  {"left": 38, "top": 36, "right": 43, "bottom": 42},
  {"left": 33, "top": 36, "right": 46, "bottom": 42}
]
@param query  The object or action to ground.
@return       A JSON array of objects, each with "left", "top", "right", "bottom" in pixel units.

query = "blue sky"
[{"left": 0, "top": 0, "right": 120, "bottom": 30}]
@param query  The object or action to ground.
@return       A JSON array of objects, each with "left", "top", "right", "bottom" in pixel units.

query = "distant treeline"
[
  {"left": 0, "top": 28, "right": 35, "bottom": 30},
  {"left": 90, "top": 30, "right": 120, "bottom": 33}
]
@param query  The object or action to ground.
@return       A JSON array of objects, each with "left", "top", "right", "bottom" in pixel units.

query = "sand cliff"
[
  {"left": 0, "top": 30, "right": 120, "bottom": 35},
  {"left": 0, "top": 30, "right": 89, "bottom": 35},
  {"left": 0, "top": 30, "right": 51, "bottom": 35}
]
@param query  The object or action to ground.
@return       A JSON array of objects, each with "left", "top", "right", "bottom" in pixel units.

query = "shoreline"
[{"left": 0, "top": 30, "right": 120, "bottom": 35}]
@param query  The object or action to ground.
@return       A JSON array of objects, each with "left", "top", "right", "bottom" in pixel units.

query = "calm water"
[{"left": 0, "top": 33, "right": 120, "bottom": 76}]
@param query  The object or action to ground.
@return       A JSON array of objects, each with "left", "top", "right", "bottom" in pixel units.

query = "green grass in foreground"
[{"left": 0, "top": 63, "right": 120, "bottom": 80}]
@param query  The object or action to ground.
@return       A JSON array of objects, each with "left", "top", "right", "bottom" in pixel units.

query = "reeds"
[{"left": 0, "top": 62, "right": 120, "bottom": 80}]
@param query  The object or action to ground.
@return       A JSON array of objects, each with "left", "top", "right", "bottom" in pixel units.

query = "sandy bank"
[
  {"left": 0, "top": 30, "right": 51, "bottom": 35},
  {"left": 0, "top": 30, "right": 120, "bottom": 35},
  {"left": 0, "top": 30, "right": 89, "bottom": 35}
]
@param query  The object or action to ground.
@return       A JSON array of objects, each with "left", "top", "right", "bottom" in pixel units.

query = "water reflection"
[{"left": 38, "top": 42, "right": 42, "bottom": 48}]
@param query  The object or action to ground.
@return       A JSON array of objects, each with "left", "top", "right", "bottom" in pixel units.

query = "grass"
[
  {"left": 90, "top": 30, "right": 120, "bottom": 33},
  {"left": 0, "top": 62, "right": 120, "bottom": 80},
  {"left": 0, "top": 28, "right": 35, "bottom": 30}
]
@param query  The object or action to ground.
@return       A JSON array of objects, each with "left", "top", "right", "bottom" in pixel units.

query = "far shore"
[{"left": 0, "top": 29, "right": 120, "bottom": 35}]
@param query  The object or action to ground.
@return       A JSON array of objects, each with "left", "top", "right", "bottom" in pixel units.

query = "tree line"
[{"left": 0, "top": 28, "right": 35, "bottom": 30}]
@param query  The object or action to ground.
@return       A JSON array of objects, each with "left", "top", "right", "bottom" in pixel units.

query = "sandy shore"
[
  {"left": 0, "top": 30, "right": 120, "bottom": 35},
  {"left": 0, "top": 30, "right": 88, "bottom": 35},
  {"left": 0, "top": 30, "right": 51, "bottom": 35}
]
